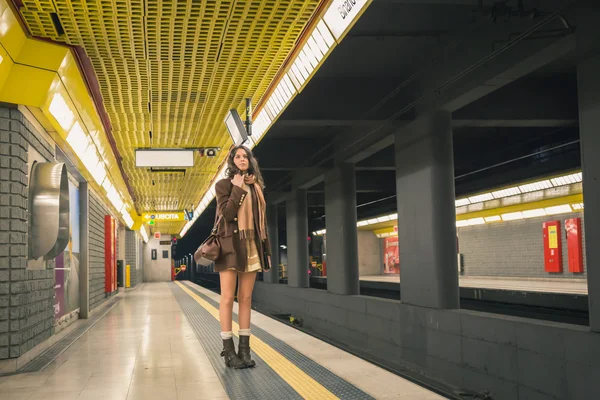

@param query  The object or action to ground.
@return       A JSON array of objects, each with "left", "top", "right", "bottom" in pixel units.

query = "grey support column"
[
  {"left": 395, "top": 111, "right": 459, "bottom": 309},
  {"left": 264, "top": 203, "right": 280, "bottom": 284},
  {"left": 577, "top": 5, "right": 600, "bottom": 331},
  {"left": 79, "top": 182, "right": 90, "bottom": 319},
  {"left": 286, "top": 189, "right": 309, "bottom": 288},
  {"left": 325, "top": 164, "right": 359, "bottom": 295}
]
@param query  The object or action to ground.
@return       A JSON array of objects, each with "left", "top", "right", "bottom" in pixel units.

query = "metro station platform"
[
  {"left": 0, "top": 282, "right": 445, "bottom": 400},
  {"left": 360, "top": 275, "right": 588, "bottom": 295}
]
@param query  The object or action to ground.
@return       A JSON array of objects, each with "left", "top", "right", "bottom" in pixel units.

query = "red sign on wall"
[
  {"left": 383, "top": 237, "right": 400, "bottom": 274},
  {"left": 543, "top": 221, "right": 563, "bottom": 273},
  {"left": 565, "top": 218, "right": 584, "bottom": 273},
  {"left": 104, "top": 215, "right": 117, "bottom": 293}
]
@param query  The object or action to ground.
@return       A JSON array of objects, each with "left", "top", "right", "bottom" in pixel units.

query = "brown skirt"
[{"left": 225, "top": 239, "right": 262, "bottom": 273}]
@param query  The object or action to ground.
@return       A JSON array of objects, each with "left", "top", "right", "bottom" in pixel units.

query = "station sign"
[
  {"left": 142, "top": 212, "right": 185, "bottom": 223},
  {"left": 323, "top": 0, "right": 370, "bottom": 40}
]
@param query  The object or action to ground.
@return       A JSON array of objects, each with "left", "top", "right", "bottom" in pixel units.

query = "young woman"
[{"left": 213, "top": 145, "right": 271, "bottom": 369}]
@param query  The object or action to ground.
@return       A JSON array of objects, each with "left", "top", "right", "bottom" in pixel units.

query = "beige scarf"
[{"left": 237, "top": 175, "right": 267, "bottom": 241}]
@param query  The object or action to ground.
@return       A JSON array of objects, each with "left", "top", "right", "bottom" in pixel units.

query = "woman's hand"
[{"left": 232, "top": 174, "right": 244, "bottom": 187}]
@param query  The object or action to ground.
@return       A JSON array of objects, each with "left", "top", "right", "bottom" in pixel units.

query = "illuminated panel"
[{"left": 135, "top": 149, "right": 195, "bottom": 168}]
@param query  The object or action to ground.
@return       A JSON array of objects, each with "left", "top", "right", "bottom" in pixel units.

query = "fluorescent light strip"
[
  {"left": 307, "top": 36, "right": 323, "bottom": 59},
  {"left": 292, "top": 60, "right": 309, "bottom": 82},
  {"left": 277, "top": 81, "right": 291, "bottom": 103},
  {"left": 551, "top": 173, "right": 582, "bottom": 186},
  {"left": 492, "top": 187, "right": 521, "bottom": 198},
  {"left": 455, "top": 199, "right": 470, "bottom": 207},
  {"left": 269, "top": 95, "right": 282, "bottom": 115},
  {"left": 484, "top": 216, "right": 502, "bottom": 223},
  {"left": 317, "top": 20, "right": 335, "bottom": 47},
  {"left": 274, "top": 86, "right": 286, "bottom": 107},
  {"left": 456, "top": 172, "right": 583, "bottom": 207},
  {"left": 49, "top": 93, "right": 75, "bottom": 131},
  {"left": 501, "top": 212, "right": 523, "bottom": 221},
  {"left": 545, "top": 204, "right": 572, "bottom": 215},
  {"left": 287, "top": 69, "right": 303, "bottom": 90},
  {"left": 519, "top": 180, "right": 553, "bottom": 193},
  {"left": 303, "top": 46, "right": 319, "bottom": 69},
  {"left": 282, "top": 75, "right": 297, "bottom": 99},
  {"left": 140, "top": 224, "right": 149, "bottom": 243},
  {"left": 298, "top": 50, "right": 314, "bottom": 75},
  {"left": 522, "top": 209, "right": 546, "bottom": 218},
  {"left": 122, "top": 211, "right": 134, "bottom": 229},
  {"left": 468, "top": 218, "right": 485, "bottom": 225},
  {"left": 66, "top": 122, "right": 89, "bottom": 156},
  {"left": 468, "top": 193, "right": 494, "bottom": 203},
  {"left": 310, "top": 32, "right": 328, "bottom": 56}
]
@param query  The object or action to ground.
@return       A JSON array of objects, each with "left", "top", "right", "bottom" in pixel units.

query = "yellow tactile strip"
[
  {"left": 18, "top": 0, "right": 321, "bottom": 233},
  {"left": 175, "top": 281, "right": 339, "bottom": 400}
]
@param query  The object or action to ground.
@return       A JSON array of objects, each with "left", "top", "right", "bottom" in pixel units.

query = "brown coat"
[{"left": 213, "top": 178, "right": 271, "bottom": 273}]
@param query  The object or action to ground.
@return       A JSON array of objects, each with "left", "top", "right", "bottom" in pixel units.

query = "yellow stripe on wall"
[{"left": 175, "top": 282, "right": 339, "bottom": 400}]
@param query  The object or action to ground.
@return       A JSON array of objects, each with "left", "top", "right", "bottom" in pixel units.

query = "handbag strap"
[{"left": 211, "top": 213, "right": 223, "bottom": 234}]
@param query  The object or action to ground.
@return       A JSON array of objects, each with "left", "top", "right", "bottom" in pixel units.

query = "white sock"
[
  {"left": 220, "top": 331, "right": 233, "bottom": 340},
  {"left": 238, "top": 329, "right": 251, "bottom": 337}
]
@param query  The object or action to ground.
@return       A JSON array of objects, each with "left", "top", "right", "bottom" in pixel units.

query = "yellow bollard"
[{"left": 126, "top": 265, "right": 131, "bottom": 288}]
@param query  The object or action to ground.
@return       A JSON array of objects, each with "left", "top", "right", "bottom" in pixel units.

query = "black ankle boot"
[
  {"left": 238, "top": 335, "right": 256, "bottom": 368},
  {"left": 221, "top": 338, "right": 246, "bottom": 369}
]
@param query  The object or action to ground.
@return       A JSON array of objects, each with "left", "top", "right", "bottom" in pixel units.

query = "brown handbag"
[{"left": 194, "top": 214, "right": 223, "bottom": 263}]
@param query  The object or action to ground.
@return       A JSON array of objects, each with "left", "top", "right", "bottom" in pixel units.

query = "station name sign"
[
  {"left": 323, "top": 0, "right": 370, "bottom": 40},
  {"left": 142, "top": 212, "right": 185, "bottom": 222}
]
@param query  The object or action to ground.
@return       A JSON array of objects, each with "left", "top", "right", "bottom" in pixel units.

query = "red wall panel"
[
  {"left": 105, "top": 215, "right": 117, "bottom": 293},
  {"left": 543, "top": 221, "right": 562, "bottom": 273},
  {"left": 565, "top": 218, "right": 584, "bottom": 273}
]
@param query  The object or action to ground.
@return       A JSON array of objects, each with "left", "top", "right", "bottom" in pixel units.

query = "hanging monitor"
[{"left": 224, "top": 109, "right": 248, "bottom": 146}]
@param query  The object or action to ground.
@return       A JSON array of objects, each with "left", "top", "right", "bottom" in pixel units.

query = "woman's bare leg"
[
  {"left": 237, "top": 272, "right": 257, "bottom": 329},
  {"left": 237, "top": 271, "right": 257, "bottom": 367},
  {"left": 218, "top": 270, "right": 246, "bottom": 368},
  {"left": 219, "top": 270, "right": 238, "bottom": 333}
]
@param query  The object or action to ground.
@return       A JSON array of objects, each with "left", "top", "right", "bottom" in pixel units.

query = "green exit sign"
[{"left": 148, "top": 220, "right": 155, "bottom": 225}]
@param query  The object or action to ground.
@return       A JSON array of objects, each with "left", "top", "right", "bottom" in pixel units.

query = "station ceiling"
[
  {"left": 10, "top": 0, "right": 582, "bottom": 242},
  {"left": 14, "top": 0, "right": 323, "bottom": 234}
]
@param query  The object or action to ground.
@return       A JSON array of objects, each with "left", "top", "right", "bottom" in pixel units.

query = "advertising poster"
[
  {"left": 383, "top": 237, "right": 400, "bottom": 274},
  {"left": 54, "top": 181, "right": 80, "bottom": 320}
]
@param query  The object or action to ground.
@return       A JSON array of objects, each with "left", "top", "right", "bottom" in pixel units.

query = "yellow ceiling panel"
[{"left": 17, "top": 0, "right": 322, "bottom": 234}]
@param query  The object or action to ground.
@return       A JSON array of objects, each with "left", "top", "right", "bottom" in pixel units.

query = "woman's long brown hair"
[{"left": 225, "top": 145, "right": 265, "bottom": 188}]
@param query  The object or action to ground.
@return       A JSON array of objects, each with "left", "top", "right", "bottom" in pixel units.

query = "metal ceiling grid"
[{"left": 17, "top": 0, "right": 320, "bottom": 234}]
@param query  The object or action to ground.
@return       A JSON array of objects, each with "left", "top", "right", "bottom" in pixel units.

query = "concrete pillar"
[
  {"left": 264, "top": 203, "right": 280, "bottom": 283},
  {"left": 79, "top": 182, "right": 90, "bottom": 319},
  {"left": 286, "top": 189, "right": 309, "bottom": 288},
  {"left": 577, "top": 36, "right": 600, "bottom": 331},
  {"left": 325, "top": 164, "right": 359, "bottom": 295},
  {"left": 394, "top": 111, "right": 459, "bottom": 309}
]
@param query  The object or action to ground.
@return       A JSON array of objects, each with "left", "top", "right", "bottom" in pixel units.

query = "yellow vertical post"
[{"left": 126, "top": 265, "right": 131, "bottom": 288}]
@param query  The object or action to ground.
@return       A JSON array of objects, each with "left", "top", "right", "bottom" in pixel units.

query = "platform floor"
[
  {"left": 360, "top": 275, "right": 588, "bottom": 295},
  {"left": 0, "top": 282, "right": 446, "bottom": 400}
]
